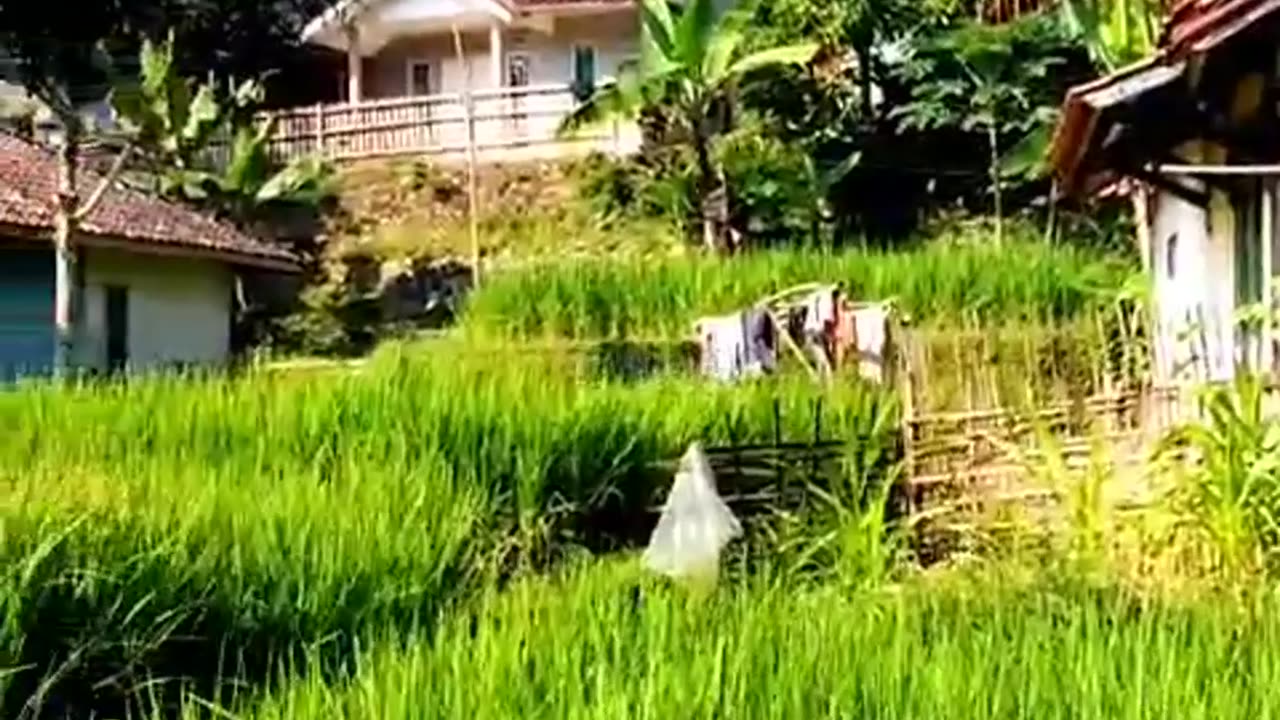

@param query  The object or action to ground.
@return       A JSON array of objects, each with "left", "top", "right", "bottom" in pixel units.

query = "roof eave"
[{"left": 0, "top": 222, "right": 300, "bottom": 273}]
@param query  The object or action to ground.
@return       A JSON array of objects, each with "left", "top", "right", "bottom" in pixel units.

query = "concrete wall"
[
  {"left": 74, "top": 247, "right": 234, "bottom": 372},
  {"left": 365, "top": 11, "right": 638, "bottom": 99}
]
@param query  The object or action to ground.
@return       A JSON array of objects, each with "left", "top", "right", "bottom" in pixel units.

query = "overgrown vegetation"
[{"left": 111, "top": 35, "right": 332, "bottom": 224}]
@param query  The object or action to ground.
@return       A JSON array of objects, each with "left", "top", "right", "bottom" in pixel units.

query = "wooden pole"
[
  {"left": 453, "top": 24, "right": 482, "bottom": 288},
  {"left": 314, "top": 103, "right": 326, "bottom": 156},
  {"left": 52, "top": 129, "right": 78, "bottom": 378}
]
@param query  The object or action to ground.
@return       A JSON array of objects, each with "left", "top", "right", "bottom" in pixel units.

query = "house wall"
[
  {"left": 0, "top": 244, "right": 54, "bottom": 380},
  {"left": 364, "top": 10, "right": 638, "bottom": 99},
  {"left": 1150, "top": 185, "right": 1236, "bottom": 383},
  {"left": 74, "top": 247, "right": 235, "bottom": 372}
]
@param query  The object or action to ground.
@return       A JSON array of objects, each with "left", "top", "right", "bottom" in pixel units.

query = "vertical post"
[
  {"left": 314, "top": 103, "right": 326, "bottom": 157},
  {"left": 345, "top": 25, "right": 363, "bottom": 104},
  {"left": 489, "top": 23, "right": 504, "bottom": 89},
  {"left": 52, "top": 129, "right": 79, "bottom": 379},
  {"left": 454, "top": 25, "right": 482, "bottom": 289},
  {"left": 1262, "top": 179, "right": 1274, "bottom": 374}
]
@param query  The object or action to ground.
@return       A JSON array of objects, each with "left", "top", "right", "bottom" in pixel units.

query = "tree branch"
[{"left": 73, "top": 143, "right": 133, "bottom": 222}]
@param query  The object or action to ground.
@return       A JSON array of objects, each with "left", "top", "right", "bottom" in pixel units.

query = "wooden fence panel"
[{"left": 261, "top": 84, "right": 625, "bottom": 163}]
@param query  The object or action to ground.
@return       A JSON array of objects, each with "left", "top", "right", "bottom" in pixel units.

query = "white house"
[
  {"left": 0, "top": 132, "right": 297, "bottom": 379},
  {"left": 1050, "top": 0, "right": 1280, "bottom": 385},
  {"left": 265, "top": 0, "right": 641, "bottom": 161}
]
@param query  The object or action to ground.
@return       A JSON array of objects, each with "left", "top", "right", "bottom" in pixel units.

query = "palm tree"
[{"left": 564, "top": 0, "right": 818, "bottom": 251}]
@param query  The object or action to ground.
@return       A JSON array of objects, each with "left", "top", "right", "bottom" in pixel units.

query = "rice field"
[
  {"left": 202, "top": 561, "right": 1280, "bottom": 720},
  {"left": 465, "top": 239, "right": 1135, "bottom": 340},
  {"left": 0, "top": 345, "right": 896, "bottom": 717},
  {"left": 8, "top": 240, "right": 1267, "bottom": 719}
]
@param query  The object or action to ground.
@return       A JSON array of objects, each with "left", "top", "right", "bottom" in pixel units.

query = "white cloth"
[
  {"left": 802, "top": 288, "right": 837, "bottom": 336},
  {"left": 644, "top": 442, "right": 742, "bottom": 579},
  {"left": 698, "top": 314, "right": 744, "bottom": 380},
  {"left": 698, "top": 310, "right": 776, "bottom": 381},
  {"left": 852, "top": 305, "right": 889, "bottom": 383},
  {"left": 743, "top": 308, "right": 777, "bottom": 375}
]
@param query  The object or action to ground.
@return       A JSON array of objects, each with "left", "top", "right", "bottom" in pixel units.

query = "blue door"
[{"left": 0, "top": 248, "right": 54, "bottom": 380}]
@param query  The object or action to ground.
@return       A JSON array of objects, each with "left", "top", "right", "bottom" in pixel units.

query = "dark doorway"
[{"left": 105, "top": 285, "right": 129, "bottom": 372}]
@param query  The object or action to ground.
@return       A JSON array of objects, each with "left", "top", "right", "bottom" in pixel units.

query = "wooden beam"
[
  {"left": 1157, "top": 163, "right": 1280, "bottom": 175},
  {"left": 1129, "top": 166, "right": 1212, "bottom": 206}
]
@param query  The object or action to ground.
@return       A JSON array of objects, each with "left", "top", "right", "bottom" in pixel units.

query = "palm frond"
[
  {"left": 673, "top": 0, "right": 720, "bottom": 70},
  {"left": 724, "top": 43, "right": 820, "bottom": 81}
]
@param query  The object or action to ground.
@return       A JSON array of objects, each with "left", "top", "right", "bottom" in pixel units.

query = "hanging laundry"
[
  {"left": 742, "top": 308, "right": 778, "bottom": 375},
  {"left": 696, "top": 309, "right": 778, "bottom": 381},
  {"left": 799, "top": 286, "right": 838, "bottom": 378},
  {"left": 852, "top": 304, "right": 890, "bottom": 383},
  {"left": 802, "top": 286, "right": 838, "bottom": 337},
  {"left": 697, "top": 314, "right": 745, "bottom": 381}
]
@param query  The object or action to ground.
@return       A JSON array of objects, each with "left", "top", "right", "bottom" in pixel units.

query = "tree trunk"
[
  {"left": 987, "top": 121, "right": 1002, "bottom": 246},
  {"left": 693, "top": 127, "right": 722, "bottom": 252},
  {"left": 856, "top": 44, "right": 874, "bottom": 116},
  {"left": 52, "top": 123, "right": 81, "bottom": 378}
]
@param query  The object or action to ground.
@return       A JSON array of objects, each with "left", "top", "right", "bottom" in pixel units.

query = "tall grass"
[
  {"left": 0, "top": 345, "right": 895, "bottom": 716},
  {"left": 214, "top": 560, "right": 1280, "bottom": 720},
  {"left": 464, "top": 240, "right": 1134, "bottom": 340}
]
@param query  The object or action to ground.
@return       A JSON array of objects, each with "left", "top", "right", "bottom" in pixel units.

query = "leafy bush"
[
  {"left": 1157, "top": 375, "right": 1280, "bottom": 580},
  {"left": 716, "top": 126, "right": 825, "bottom": 245}
]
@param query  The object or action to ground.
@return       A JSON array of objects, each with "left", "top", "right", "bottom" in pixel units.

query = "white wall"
[
  {"left": 369, "top": 10, "right": 637, "bottom": 97},
  {"left": 1151, "top": 186, "right": 1230, "bottom": 382},
  {"left": 74, "top": 247, "right": 234, "bottom": 372}
]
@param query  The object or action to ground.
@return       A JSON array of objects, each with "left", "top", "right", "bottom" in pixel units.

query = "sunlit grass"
[
  {"left": 210, "top": 560, "right": 1280, "bottom": 720},
  {"left": 464, "top": 237, "right": 1133, "bottom": 340}
]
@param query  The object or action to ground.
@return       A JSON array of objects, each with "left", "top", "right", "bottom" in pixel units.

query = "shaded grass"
[{"left": 463, "top": 239, "right": 1134, "bottom": 340}]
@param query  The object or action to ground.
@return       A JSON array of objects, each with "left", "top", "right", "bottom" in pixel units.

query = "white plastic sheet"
[{"left": 643, "top": 442, "right": 742, "bottom": 579}]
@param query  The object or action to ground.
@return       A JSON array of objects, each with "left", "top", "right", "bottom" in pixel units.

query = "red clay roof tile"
[{"left": 0, "top": 133, "right": 297, "bottom": 269}]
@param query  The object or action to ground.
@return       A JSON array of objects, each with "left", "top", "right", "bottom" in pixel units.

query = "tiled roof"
[{"left": 0, "top": 133, "right": 297, "bottom": 269}]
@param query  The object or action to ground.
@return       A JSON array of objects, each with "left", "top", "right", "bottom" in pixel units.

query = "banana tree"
[
  {"left": 563, "top": 0, "right": 818, "bottom": 251},
  {"left": 1056, "top": 0, "right": 1164, "bottom": 263},
  {"left": 111, "top": 35, "right": 331, "bottom": 223},
  {"left": 1058, "top": 0, "right": 1162, "bottom": 72}
]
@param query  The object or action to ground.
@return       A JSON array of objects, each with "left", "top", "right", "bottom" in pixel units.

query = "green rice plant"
[
  {"left": 0, "top": 343, "right": 896, "bottom": 716},
  {"left": 463, "top": 236, "right": 1134, "bottom": 341},
  {"left": 1156, "top": 374, "right": 1280, "bottom": 582},
  {"left": 2, "top": 451, "right": 486, "bottom": 718},
  {"left": 197, "top": 560, "right": 1280, "bottom": 720}
]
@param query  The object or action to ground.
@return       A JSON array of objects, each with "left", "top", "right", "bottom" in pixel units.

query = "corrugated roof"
[
  {"left": 0, "top": 133, "right": 297, "bottom": 270},
  {"left": 1050, "top": 0, "right": 1280, "bottom": 195}
]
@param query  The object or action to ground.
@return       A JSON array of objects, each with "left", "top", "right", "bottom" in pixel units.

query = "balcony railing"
[{"left": 261, "top": 83, "right": 637, "bottom": 163}]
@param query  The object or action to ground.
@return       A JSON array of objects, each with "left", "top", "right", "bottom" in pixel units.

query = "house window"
[
  {"left": 507, "top": 53, "right": 532, "bottom": 87},
  {"left": 571, "top": 45, "right": 597, "bottom": 100},
  {"left": 407, "top": 61, "right": 434, "bottom": 96},
  {"left": 1166, "top": 233, "right": 1178, "bottom": 279}
]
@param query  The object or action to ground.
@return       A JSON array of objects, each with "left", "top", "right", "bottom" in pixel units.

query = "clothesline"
[{"left": 694, "top": 283, "right": 895, "bottom": 385}]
